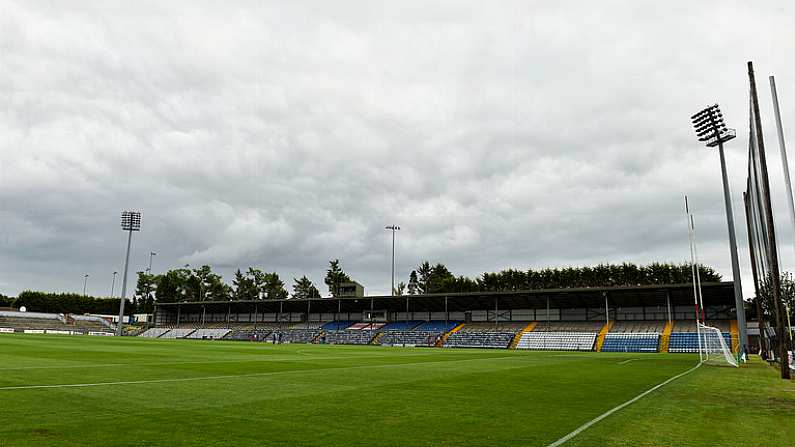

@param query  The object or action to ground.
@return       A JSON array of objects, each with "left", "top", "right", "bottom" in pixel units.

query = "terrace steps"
[
  {"left": 659, "top": 320, "right": 674, "bottom": 352},
  {"left": 311, "top": 331, "right": 324, "bottom": 344},
  {"left": 509, "top": 322, "right": 537, "bottom": 349},
  {"left": 594, "top": 321, "right": 614, "bottom": 352},
  {"left": 370, "top": 332, "right": 385, "bottom": 345},
  {"left": 435, "top": 323, "right": 465, "bottom": 347}
]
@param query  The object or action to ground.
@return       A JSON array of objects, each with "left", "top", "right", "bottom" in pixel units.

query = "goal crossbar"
[{"left": 699, "top": 323, "right": 738, "bottom": 367}]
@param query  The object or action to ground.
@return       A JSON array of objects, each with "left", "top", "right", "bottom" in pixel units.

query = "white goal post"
[{"left": 698, "top": 322, "right": 738, "bottom": 367}]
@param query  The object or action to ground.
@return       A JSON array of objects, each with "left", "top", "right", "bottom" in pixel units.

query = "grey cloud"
[{"left": 1, "top": 1, "right": 794, "bottom": 298}]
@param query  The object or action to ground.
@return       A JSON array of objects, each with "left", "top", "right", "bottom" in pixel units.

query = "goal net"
[{"left": 699, "top": 323, "right": 737, "bottom": 367}]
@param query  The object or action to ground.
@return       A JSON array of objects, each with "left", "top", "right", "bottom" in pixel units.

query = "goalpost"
[
  {"left": 686, "top": 196, "right": 738, "bottom": 368},
  {"left": 698, "top": 322, "right": 738, "bottom": 367}
]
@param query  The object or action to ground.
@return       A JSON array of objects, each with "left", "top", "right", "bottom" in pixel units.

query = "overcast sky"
[{"left": 1, "top": 1, "right": 794, "bottom": 298}]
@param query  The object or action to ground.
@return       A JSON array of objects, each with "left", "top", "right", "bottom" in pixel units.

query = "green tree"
[
  {"left": 155, "top": 268, "right": 191, "bottom": 303},
  {"left": 232, "top": 269, "right": 258, "bottom": 301},
  {"left": 262, "top": 272, "right": 288, "bottom": 299},
  {"left": 134, "top": 272, "right": 158, "bottom": 312},
  {"left": 407, "top": 271, "right": 419, "bottom": 295},
  {"left": 416, "top": 261, "right": 432, "bottom": 294},
  {"left": 0, "top": 293, "right": 14, "bottom": 308},
  {"left": 292, "top": 276, "right": 321, "bottom": 299},
  {"left": 324, "top": 259, "right": 351, "bottom": 297},
  {"left": 394, "top": 282, "right": 406, "bottom": 296}
]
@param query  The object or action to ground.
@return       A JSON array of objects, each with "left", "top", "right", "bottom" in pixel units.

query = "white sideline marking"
[
  {"left": 0, "top": 355, "right": 522, "bottom": 391},
  {"left": 547, "top": 362, "right": 702, "bottom": 447},
  {"left": 0, "top": 351, "right": 445, "bottom": 371},
  {"left": 617, "top": 358, "right": 640, "bottom": 365}
]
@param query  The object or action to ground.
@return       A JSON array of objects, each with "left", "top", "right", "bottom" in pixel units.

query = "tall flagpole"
[
  {"left": 685, "top": 196, "right": 703, "bottom": 363},
  {"left": 770, "top": 76, "right": 795, "bottom": 253},
  {"left": 749, "top": 61, "right": 790, "bottom": 379}
]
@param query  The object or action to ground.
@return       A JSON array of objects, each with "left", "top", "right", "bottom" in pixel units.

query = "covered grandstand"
[{"left": 145, "top": 282, "right": 741, "bottom": 353}]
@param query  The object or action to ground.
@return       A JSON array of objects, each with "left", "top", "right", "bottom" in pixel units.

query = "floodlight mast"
[
  {"left": 690, "top": 104, "right": 747, "bottom": 354},
  {"left": 117, "top": 211, "right": 141, "bottom": 336}
]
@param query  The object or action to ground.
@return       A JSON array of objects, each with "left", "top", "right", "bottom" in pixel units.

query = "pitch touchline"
[
  {"left": 0, "top": 355, "right": 526, "bottom": 391},
  {"left": 617, "top": 358, "right": 640, "bottom": 365},
  {"left": 0, "top": 349, "right": 491, "bottom": 371},
  {"left": 0, "top": 352, "right": 444, "bottom": 371},
  {"left": 546, "top": 362, "right": 702, "bottom": 447}
]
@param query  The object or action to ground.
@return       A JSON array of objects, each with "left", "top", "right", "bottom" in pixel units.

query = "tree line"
[
  {"left": 2, "top": 261, "right": 724, "bottom": 314},
  {"left": 396, "top": 261, "right": 722, "bottom": 295},
  {"left": 9, "top": 291, "right": 133, "bottom": 315}
]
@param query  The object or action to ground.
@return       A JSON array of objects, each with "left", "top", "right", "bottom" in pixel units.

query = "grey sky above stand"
[{"left": 0, "top": 1, "right": 794, "bottom": 298}]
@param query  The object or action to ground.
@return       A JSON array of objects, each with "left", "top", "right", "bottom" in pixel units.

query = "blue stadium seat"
[{"left": 601, "top": 333, "right": 659, "bottom": 352}]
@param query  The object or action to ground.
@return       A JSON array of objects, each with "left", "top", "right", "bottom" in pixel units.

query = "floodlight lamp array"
[
  {"left": 691, "top": 104, "right": 736, "bottom": 147},
  {"left": 121, "top": 211, "right": 142, "bottom": 231}
]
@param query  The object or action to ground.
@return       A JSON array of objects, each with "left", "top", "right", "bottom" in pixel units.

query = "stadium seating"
[
  {"left": 224, "top": 329, "right": 272, "bottom": 341},
  {"left": 414, "top": 321, "right": 460, "bottom": 332},
  {"left": 159, "top": 328, "right": 195, "bottom": 339},
  {"left": 268, "top": 329, "right": 321, "bottom": 344},
  {"left": 609, "top": 321, "right": 665, "bottom": 333},
  {"left": 444, "top": 322, "right": 526, "bottom": 349},
  {"left": 533, "top": 321, "right": 603, "bottom": 332},
  {"left": 673, "top": 320, "right": 730, "bottom": 333},
  {"left": 380, "top": 321, "right": 422, "bottom": 331},
  {"left": 600, "top": 333, "right": 660, "bottom": 352},
  {"left": 668, "top": 332, "right": 732, "bottom": 353},
  {"left": 444, "top": 331, "right": 515, "bottom": 348},
  {"left": 320, "top": 330, "right": 378, "bottom": 345},
  {"left": 140, "top": 328, "right": 170, "bottom": 338},
  {"left": 186, "top": 328, "right": 230, "bottom": 339},
  {"left": 321, "top": 321, "right": 356, "bottom": 331},
  {"left": 516, "top": 332, "right": 596, "bottom": 351},
  {"left": 379, "top": 331, "right": 442, "bottom": 347},
  {"left": 378, "top": 321, "right": 461, "bottom": 347},
  {"left": 0, "top": 311, "right": 114, "bottom": 334}
]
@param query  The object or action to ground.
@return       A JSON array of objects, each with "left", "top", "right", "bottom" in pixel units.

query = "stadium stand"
[
  {"left": 533, "top": 321, "right": 603, "bottom": 332},
  {"left": 668, "top": 332, "right": 732, "bottom": 353},
  {"left": 667, "top": 320, "right": 733, "bottom": 353},
  {"left": 268, "top": 328, "right": 321, "bottom": 344},
  {"left": 0, "top": 311, "right": 114, "bottom": 334},
  {"left": 380, "top": 321, "right": 422, "bottom": 331},
  {"left": 516, "top": 331, "right": 597, "bottom": 351},
  {"left": 609, "top": 321, "right": 666, "bottom": 333},
  {"left": 444, "top": 322, "right": 526, "bottom": 349},
  {"left": 379, "top": 330, "right": 441, "bottom": 347},
  {"left": 378, "top": 321, "right": 460, "bottom": 347},
  {"left": 186, "top": 328, "right": 230, "bottom": 339},
  {"left": 159, "top": 328, "right": 195, "bottom": 339},
  {"left": 139, "top": 327, "right": 170, "bottom": 338},
  {"left": 224, "top": 329, "right": 272, "bottom": 341},
  {"left": 320, "top": 321, "right": 356, "bottom": 331},
  {"left": 321, "top": 330, "right": 378, "bottom": 345},
  {"left": 600, "top": 333, "right": 660, "bottom": 352},
  {"left": 414, "top": 321, "right": 460, "bottom": 332}
]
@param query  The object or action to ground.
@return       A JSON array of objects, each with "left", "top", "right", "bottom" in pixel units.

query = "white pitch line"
[
  {"left": 0, "top": 355, "right": 525, "bottom": 391},
  {"left": 547, "top": 362, "right": 701, "bottom": 447},
  {"left": 0, "top": 351, "right": 447, "bottom": 371},
  {"left": 617, "top": 358, "right": 640, "bottom": 365}
]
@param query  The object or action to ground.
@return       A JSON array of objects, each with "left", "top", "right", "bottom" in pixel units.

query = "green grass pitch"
[{"left": 0, "top": 335, "right": 792, "bottom": 446}]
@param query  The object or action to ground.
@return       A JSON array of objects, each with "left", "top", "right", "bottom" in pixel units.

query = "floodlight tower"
[
  {"left": 385, "top": 225, "right": 400, "bottom": 296},
  {"left": 690, "top": 104, "right": 748, "bottom": 353},
  {"left": 117, "top": 211, "right": 141, "bottom": 336},
  {"left": 146, "top": 251, "right": 157, "bottom": 274},
  {"left": 82, "top": 274, "right": 89, "bottom": 296},
  {"left": 111, "top": 271, "right": 118, "bottom": 297}
]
